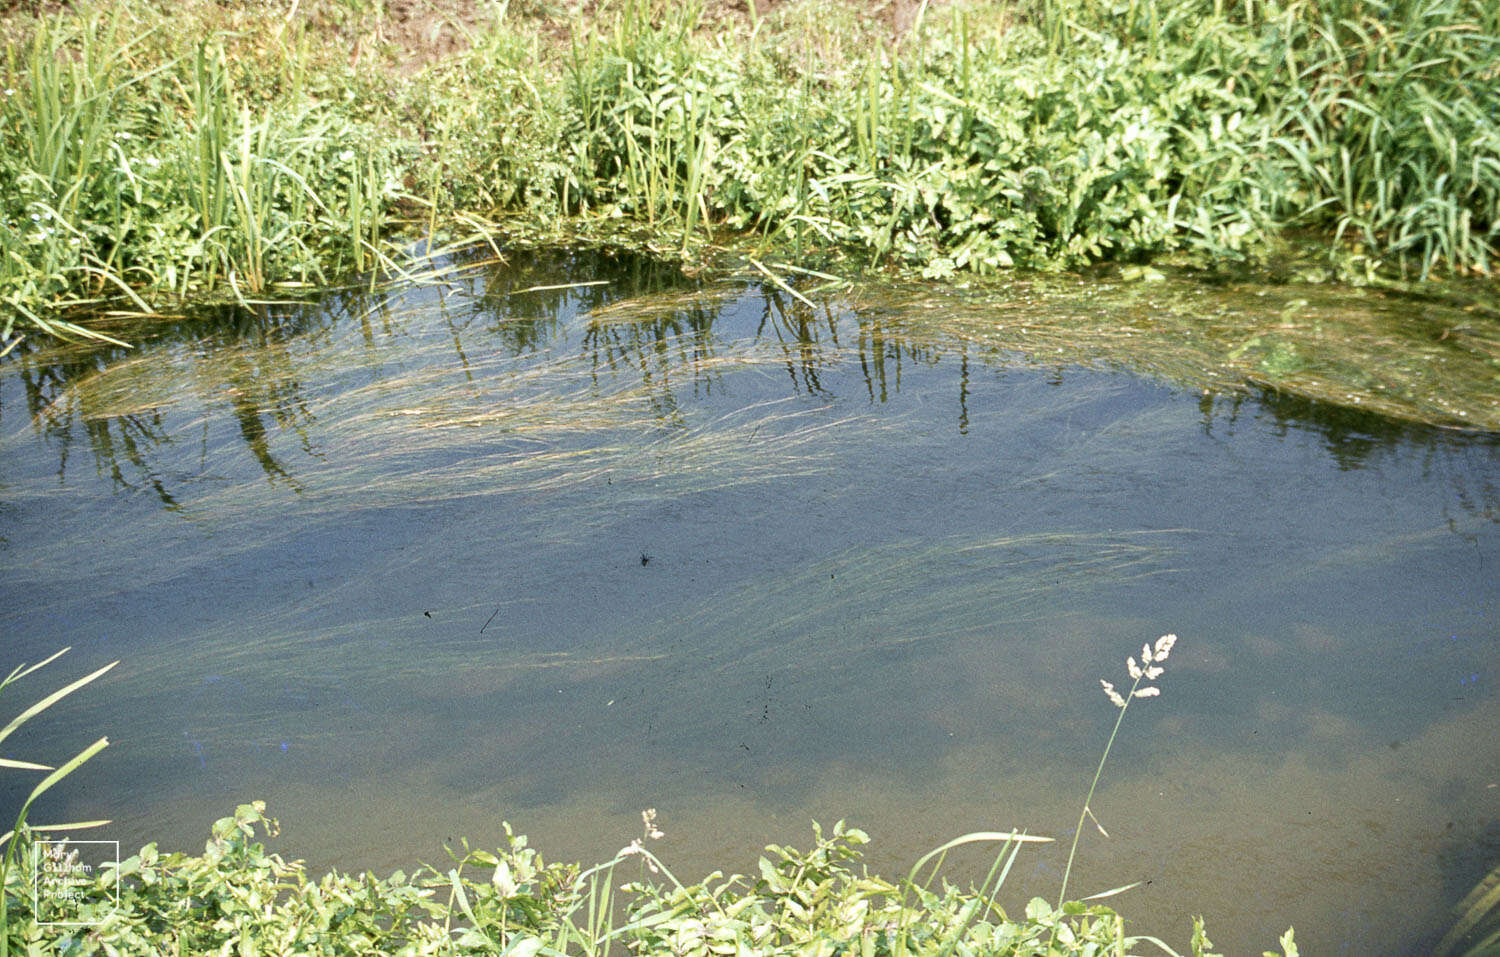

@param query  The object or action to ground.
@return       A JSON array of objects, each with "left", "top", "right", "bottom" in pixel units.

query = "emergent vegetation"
[
  {"left": 0, "top": 648, "right": 117, "bottom": 957},
  {"left": 2, "top": 0, "right": 1497, "bottom": 346}
]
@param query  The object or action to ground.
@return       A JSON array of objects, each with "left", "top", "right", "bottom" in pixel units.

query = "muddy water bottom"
[{"left": 1, "top": 249, "right": 1497, "bottom": 955}]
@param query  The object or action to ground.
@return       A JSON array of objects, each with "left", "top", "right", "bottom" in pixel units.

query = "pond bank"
[{"left": 2, "top": 0, "right": 1497, "bottom": 351}]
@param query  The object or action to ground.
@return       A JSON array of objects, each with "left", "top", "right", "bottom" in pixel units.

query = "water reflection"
[{"left": 8, "top": 248, "right": 1497, "bottom": 520}]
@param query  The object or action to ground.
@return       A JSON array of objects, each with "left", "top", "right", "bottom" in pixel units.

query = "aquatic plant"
[{"left": 1435, "top": 858, "right": 1500, "bottom": 956}]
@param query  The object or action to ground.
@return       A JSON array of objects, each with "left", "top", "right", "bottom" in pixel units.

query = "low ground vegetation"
[
  {"left": 1, "top": 0, "right": 1497, "bottom": 346},
  {"left": 3, "top": 802, "right": 1272, "bottom": 957}
]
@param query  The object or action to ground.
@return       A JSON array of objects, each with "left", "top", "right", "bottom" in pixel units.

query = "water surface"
[{"left": 2, "top": 249, "right": 1497, "bottom": 955}]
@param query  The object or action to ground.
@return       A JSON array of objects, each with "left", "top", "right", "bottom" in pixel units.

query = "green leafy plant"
[{"left": 4, "top": 0, "right": 1497, "bottom": 348}]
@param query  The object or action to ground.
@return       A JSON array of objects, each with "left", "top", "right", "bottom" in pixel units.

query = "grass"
[
  {"left": 0, "top": 1, "right": 402, "bottom": 342},
  {"left": 1435, "top": 858, "right": 1500, "bottom": 956},
  {"left": 0, "top": 648, "right": 118, "bottom": 957},
  {"left": 1, "top": 0, "right": 1497, "bottom": 353}
]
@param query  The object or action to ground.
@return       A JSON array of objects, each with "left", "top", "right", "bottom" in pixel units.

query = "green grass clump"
[
  {"left": 2, "top": 0, "right": 1497, "bottom": 347},
  {"left": 0, "top": 3, "right": 400, "bottom": 343},
  {"left": 523, "top": 0, "right": 1499, "bottom": 280}
]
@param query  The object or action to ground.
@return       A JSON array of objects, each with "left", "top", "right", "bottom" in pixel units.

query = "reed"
[{"left": 1, "top": 2, "right": 398, "bottom": 340}]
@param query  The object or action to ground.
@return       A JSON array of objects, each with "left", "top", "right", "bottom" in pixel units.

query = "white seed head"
[
  {"left": 641, "top": 808, "right": 664, "bottom": 839},
  {"left": 1127, "top": 657, "right": 1142, "bottom": 679},
  {"left": 1133, "top": 686, "right": 1161, "bottom": 698},
  {"left": 1145, "top": 666, "right": 1164, "bottom": 680},
  {"left": 1153, "top": 634, "right": 1177, "bottom": 661},
  {"left": 1101, "top": 679, "right": 1126, "bottom": 708},
  {"left": 1141, "top": 642, "right": 1154, "bottom": 665},
  {"left": 492, "top": 860, "right": 517, "bottom": 897}
]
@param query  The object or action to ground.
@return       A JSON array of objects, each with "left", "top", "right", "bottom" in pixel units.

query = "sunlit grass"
[{"left": 4, "top": 0, "right": 1497, "bottom": 349}]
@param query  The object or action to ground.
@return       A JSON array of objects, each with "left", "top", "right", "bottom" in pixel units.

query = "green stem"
[{"left": 1056, "top": 672, "right": 1142, "bottom": 908}]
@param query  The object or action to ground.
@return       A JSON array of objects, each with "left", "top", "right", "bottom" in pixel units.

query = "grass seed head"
[
  {"left": 1104, "top": 634, "right": 1179, "bottom": 708},
  {"left": 1101, "top": 679, "right": 1126, "bottom": 708},
  {"left": 642, "top": 808, "right": 664, "bottom": 840},
  {"left": 1153, "top": 634, "right": 1177, "bottom": 661}
]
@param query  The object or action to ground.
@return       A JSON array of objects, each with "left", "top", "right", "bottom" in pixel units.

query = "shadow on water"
[{"left": 1, "top": 245, "right": 1498, "bottom": 957}]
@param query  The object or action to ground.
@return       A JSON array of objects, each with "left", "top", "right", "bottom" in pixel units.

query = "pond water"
[{"left": 1, "top": 248, "right": 1497, "bottom": 954}]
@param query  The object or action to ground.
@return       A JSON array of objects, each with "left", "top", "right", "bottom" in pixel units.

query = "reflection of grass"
[
  {"left": 3, "top": 315, "right": 876, "bottom": 601},
  {"left": 270, "top": 351, "right": 849, "bottom": 512},
  {"left": 23, "top": 252, "right": 1492, "bottom": 609}
]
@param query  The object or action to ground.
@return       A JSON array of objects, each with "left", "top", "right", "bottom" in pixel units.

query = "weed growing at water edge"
[
  {"left": 0, "top": 637, "right": 1311, "bottom": 954},
  {"left": 1059, "top": 633, "right": 1177, "bottom": 908},
  {"left": 0, "top": 648, "right": 117, "bottom": 957}
]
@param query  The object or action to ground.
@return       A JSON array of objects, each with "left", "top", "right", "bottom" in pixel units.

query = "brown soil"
[
  {"left": 359, "top": 0, "right": 941, "bottom": 73},
  {"left": 368, "top": 0, "right": 492, "bottom": 73},
  {"left": 2, "top": 0, "right": 945, "bottom": 76}
]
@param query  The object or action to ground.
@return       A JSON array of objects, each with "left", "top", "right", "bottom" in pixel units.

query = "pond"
[{"left": 2, "top": 248, "right": 1497, "bottom": 955}]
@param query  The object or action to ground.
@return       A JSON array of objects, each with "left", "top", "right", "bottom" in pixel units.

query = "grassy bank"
[{"left": 1, "top": 0, "right": 1497, "bottom": 348}]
